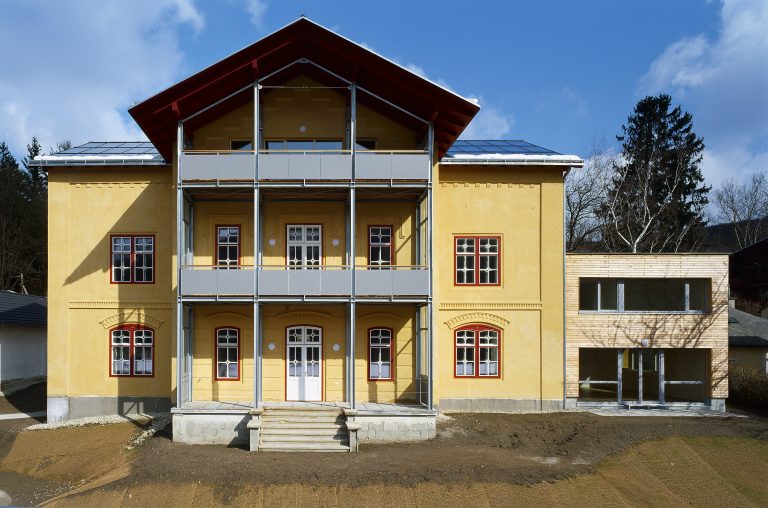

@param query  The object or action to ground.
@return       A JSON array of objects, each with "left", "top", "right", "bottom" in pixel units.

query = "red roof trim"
[{"left": 129, "top": 18, "right": 479, "bottom": 160}]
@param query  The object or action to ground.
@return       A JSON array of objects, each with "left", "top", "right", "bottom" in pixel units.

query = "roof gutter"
[
  {"left": 28, "top": 159, "right": 168, "bottom": 167},
  {"left": 440, "top": 158, "right": 585, "bottom": 167}
]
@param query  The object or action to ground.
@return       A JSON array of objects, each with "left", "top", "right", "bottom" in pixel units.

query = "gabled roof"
[
  {"left": 0, "top": 291, "right": 46, "bottom": 326},
  {"left": 729, "top": 308, "right": 768, "bottom": 347},
  {"left": 129, "top": 17, "right": 480, "bottom": 161}
]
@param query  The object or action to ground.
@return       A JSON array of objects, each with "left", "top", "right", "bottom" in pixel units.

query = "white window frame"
[
  {"left": 216, "top": 226, "right": 240, "bottom": 269},
  {"left": 368, "top": 328, "right": 393, "bottom": 380},
  {"left": 287, "top": 225, "right": 322, "bottom": 269},
  {"left": 368, "top": 226, "right": 393, "bottom": 269},
  {"left": 216, "top": 328, "right": 240, "bottom": 380}
]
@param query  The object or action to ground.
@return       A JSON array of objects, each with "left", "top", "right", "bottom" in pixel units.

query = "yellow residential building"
[{"left": 32, "top": 18, "right": 727, "bottom": 451}]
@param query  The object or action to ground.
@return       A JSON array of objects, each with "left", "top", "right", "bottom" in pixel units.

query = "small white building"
[{"left": 0, "top": 291, "right": 47, "bottom": 394}]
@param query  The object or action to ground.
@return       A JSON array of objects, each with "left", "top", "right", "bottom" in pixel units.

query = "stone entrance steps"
[{"left": 258, "top": 406, "right": 350, "bottom": 452}]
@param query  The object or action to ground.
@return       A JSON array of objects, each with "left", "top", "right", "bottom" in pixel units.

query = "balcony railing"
[
  {"left": 179, "top": 265, "right": 430, "bottom": 298},
  {"left": 180, "top": 150, "right": 429, "bottom": 182}
]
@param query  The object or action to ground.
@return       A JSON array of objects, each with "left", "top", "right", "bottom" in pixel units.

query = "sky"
[{"left": 1, "top": 0, "right": 766, "bottom": 188}]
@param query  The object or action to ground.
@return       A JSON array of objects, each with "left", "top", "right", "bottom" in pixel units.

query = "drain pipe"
[{"left": 562, "top": 167, "right": 571, "bottom": 410}]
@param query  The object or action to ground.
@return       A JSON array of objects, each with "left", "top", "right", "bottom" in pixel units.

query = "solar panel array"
[
  {"left": 56, "top": 141, "right": 163, "bottom": 159},
  {"left": 445, "top": 140, "right": 560, "bottom": 157}
]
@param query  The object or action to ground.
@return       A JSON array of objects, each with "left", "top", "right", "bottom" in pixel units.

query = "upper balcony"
[
  {"left": 179, "top": 149, "right": 430, "bottom": 184},
  {"left": 179, "top": 265, "right": 430, "bottom": 300}
]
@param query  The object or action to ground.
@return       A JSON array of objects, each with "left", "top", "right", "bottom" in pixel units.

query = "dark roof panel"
[
  {"left": 0, "top": 291, "right": 46, "bottom": 326},
  {"left": 729, "top": 308, "right": 768, "bottom": 347},
  {"left": 446, "top": 139, "right": 561, "bottom": 157}
]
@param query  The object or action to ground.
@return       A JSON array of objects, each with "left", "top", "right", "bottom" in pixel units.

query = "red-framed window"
[
  {"left": 215, "top": 327, "right": 240, "bottom": 380},
  {"left": 110, "top": 235, "right": 155, "bottom": 283},
  {"left": 455, "top": 325, "right": 501, "bottom": 378},
  {"left": 216, "top": 225, "right": 240, "bottom": 268},
  {"left": 454, "top": 236, "right": 500, "bottom": 286},
  {"left": 368, "top": 328, "right": 393, "bottom": 380},
  {"left": 368, "top": 226, "right": 393, "bottom": 269},
  {"left": 110, "top": 325, "right": 154, "bottom": 377}
]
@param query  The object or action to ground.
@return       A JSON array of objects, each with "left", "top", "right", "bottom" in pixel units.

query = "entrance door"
[
  {"left": 286, "top": 326, "right": 322, "bottom": 401},
  {"left": 620, "top": 348, "right": 661, "bottom": 405}
]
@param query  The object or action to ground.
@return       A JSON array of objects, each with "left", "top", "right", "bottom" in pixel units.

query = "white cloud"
[
  {"left": 640, "top": 0, "right": 768, "bottom": 186},
  {"left": 244, "top": 0, "right": 268, "bottom": 27},
  {"left": 460, "top": 97, "right": 514, "bottom": 139},
  {"left": 172, "top": 0, "right": 205, "bottom": 33},
  {"left": 0, "top": 1, "right": 204, "bottom": 156}
]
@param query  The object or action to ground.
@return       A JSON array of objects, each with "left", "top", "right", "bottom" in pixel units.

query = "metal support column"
[
  {"left": 426, "top": 122, "right": 434, "bottom": 410},
  {"left": 348, "top": 83, "right": 357, "bottom": 409},
  {"left": 253, "top": 80, "right": 261, "bottom": 408},
  {"left": 617, "top": 349, "right": 623, "bottom": 405},
  {"left": 175, "top": 121, "right": 184, "bottom": 409},
  {"left": 659, "top": 350, "right": 665, "bottom": 404}
]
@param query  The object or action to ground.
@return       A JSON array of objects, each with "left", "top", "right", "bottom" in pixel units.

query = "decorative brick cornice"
[
  {"left": 69, "top": 301, "right": 172, "bottom": 309},
  {"left": 439, "top": 302, "right": 542, "bottom": 311},
  {"left": 443, "top": 312, "right": 511, "bottom": 329},
  {"left": 99, "top": 311, "right": 165, "bottom": 330},
  {"left": 273, "top": 311, "right": 333, "bottom": 323}
]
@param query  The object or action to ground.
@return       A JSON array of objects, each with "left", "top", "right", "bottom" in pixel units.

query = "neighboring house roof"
[
  {"left": 443, "top": 140, "right": 583, "bottom": 166},
  {"left": 729, "top": 308, "right": 768, "bottom": 347},
  {"left": 31, "top": 142, "right": 166, "bottom": 167},
  {"left": 0, "top": 291, "right": 47, "bottom": 326},
  {"left": 31, "top": 139, "right": 582, "bottom": 168}
]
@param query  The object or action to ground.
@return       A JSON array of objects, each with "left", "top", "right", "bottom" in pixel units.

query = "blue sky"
[{"left": 1, "top": 0, "right": 766, "bottom": 187}]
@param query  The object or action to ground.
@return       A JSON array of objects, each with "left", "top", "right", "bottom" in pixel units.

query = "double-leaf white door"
[{"left": 286, "top": 326, "right": 322, "bottom": 401}]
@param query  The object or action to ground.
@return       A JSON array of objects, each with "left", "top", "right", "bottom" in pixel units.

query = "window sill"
[{"left": 577, "top": 310, "right": 709, "bottom": 316}]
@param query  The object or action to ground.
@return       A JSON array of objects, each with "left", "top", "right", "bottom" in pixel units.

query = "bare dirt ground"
[{"left": 0, "top": 410, "right": 767, "bottom": 506}]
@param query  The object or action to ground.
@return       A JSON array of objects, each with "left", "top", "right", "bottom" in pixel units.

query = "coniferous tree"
[
  {"left": 599, "top": 94, "right": 710, "bottom": 252},
  {"left": 0, "top": 142, "right": 34, "bottom": 292}
]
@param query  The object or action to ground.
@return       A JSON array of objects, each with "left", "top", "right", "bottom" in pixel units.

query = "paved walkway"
[
  {"left": 586, "top": 407, "right": 747, "bottom": 418},
  {"left": 0, "top": 410, "right": 46, "bottom": 421}
]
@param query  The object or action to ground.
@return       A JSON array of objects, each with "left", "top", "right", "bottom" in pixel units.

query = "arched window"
[
  {"left": 110, "top": 325, "right": 154, "bottom": 377},
  {"left": 368, "top": 328, "right": 393, "bottom": 380},
  {"left": 215, "top": 327, "right": 240, "bottom": 380},
  {"left": 455, "top": 325, "right": 500, "bottom": 378}
]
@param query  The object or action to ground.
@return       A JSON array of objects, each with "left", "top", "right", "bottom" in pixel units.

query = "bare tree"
[
  {"left": 565, "top": 146, "right": 612, "bottom": 251},
  {"left": 713, "top": 171, "right": 768, "bottom": 249}
]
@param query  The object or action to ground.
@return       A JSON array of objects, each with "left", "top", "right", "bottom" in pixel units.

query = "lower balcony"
[{"left": 179, "top": 266, "right": 429, "bottom": 299}]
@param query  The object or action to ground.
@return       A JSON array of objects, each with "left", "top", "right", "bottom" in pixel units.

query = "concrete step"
[
  {"left": 262, "top": 416, "right": 344, "bottom": 424},
  {"left": 261, "top": 421, "right": 344, "bottom": 429},
  {"left": 262, "top": 409, "right": 342, "bottom": 418},
  {"left": 261, "top": 426, "right": 347, "bottom": 436},
  {"left": 261, "top": 433, "right": 348, "bottom": 443},
  {"left": 259, "top": 441, "right": 350, "bottom": 453}
]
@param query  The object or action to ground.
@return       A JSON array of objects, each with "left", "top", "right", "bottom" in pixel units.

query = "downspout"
[{"left": 562, "top": 167, "right": 571, "bottom": 409}]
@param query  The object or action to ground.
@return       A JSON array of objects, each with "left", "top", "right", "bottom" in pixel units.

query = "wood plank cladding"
[{"left": 565, "top": 254, "right": 729, "bottom": 399}]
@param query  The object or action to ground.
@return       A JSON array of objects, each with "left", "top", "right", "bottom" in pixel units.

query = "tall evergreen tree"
[
  {"left": 0, "top": 142, "right": 34, "bottom": 292},
  {"left": 599, "top": 94, "right": 710, "bottom": 252},
  {"left": 21, "top": 137, "right": 47, "bottom": 294}
]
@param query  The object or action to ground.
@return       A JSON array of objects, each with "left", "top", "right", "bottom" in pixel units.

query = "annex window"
[
  {"left": 455, "top": 236, "right": 500, "bottom": 286},
  {"left": 368, "top": 328, "right": 393, "bottom": 380},
  {"left": 579, "top": 278, "right": 710, "bottom": 313},
  {"left": 216, "top": 226, "right": 240, "bottom": 268},
  {"left": 216, "top": 328, "right": 240, "bottom": 380},
  {"left": 287, "top": 225, "right": 322, "bottom": 269},
  {"left": 368, "top": 226, "right": 393, "bottom": 269},
  {"left": 110, "top": 326, "right": 153, "bottom": 377},
  {"left": 455, "top": 326, "right": 500, "bottom": 378},
  {"left": 111, "top": 235, "right": 154, "bottom": 284},
  {"left": 265, "top": 139, "right": 344, "bottom": 152}
]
